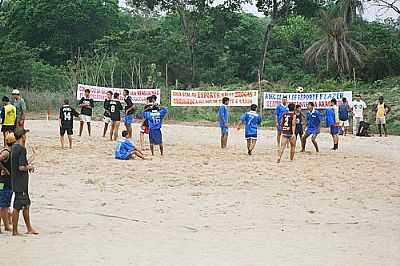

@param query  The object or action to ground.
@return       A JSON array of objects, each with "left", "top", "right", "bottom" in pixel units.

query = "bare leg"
[
  {"left": 113, "top": 122, "right": 120, "bottom": 141},
  {"left": 220, "top": 135, "right": 224, "bottom": 149},
  {"left": 126, "top": 124, "right": 132, "bottom": 139},
  {"left": 87, "top": 122, "right": 91, "bottom": 137},
  {"left": 103, "top": 123, "right": 109, "bottom": 137},
  {"left": 3, "top": 132, "right": 6, "bottom": 147},
  {"left": 140, "top": 132, "right": 145, "bottom": 150},
  {"left": 277, "top": 137, "right": 288, "bottom": 163},
  {"left": 246, "top": 139, "right": 251, "bottom": 155},
  {"left": 0, "top": 208, "right": 11, "bottom": 231},
  {"left": 110, "top": 122, "right": 116, "bottom": 141},
  {"left": 383, "top": 124, "right": 388, "bottom": 137},
  {"left": 79, "top": 121, "right": 84, "bottom": 136},
  {"left": 133, "top": 150, "right": 148, "bottom": 160},
  {"left": 160, "top": 144, "right": 164, "bottom": 156},
  {"left": 223, "top": 134, "right": 228, "bottom": 148},
  {"left": 23, "top": 208, "right": 38, "bottom": 235},
  {"left": 249, "top": 139, "right": 257, "bottom": 155},
  {"left": 12, "top": 209, "right": 22, "bottom": 236},
  {"left": 60, "top": 136, "right": 65, "bottom": 149},
  {"left": 289, "top": 137, "right": 296, "bottom": 160},
  {"left": 150, "top": 144, "right": 154, "bottom": 156},
  {"left": 276, "top": 131, "right": 281, "bottom": 146},
  {"left": 311, "top": 135, "right": 319, "bottom": 152},
  {"left": 301, "top": 134, "right": 308, "bottom": 152},
  {"left": 68, "top": 135, "right": 73, "bottom": 149}
]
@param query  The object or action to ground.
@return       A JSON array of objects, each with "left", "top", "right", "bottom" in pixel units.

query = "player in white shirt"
[{"left": 350, "top": 94, "right": 367, "bottom": 135}]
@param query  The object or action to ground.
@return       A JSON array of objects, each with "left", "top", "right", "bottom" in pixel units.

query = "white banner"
[
  {"left": 263, "top": 91, "right": 352, "bottom": 109},
  {"left": 171, "top": 90, "right": 259, "bottom": 107},
  {"left": 77, "top": 84, "right": 161, "bottom": 104}
]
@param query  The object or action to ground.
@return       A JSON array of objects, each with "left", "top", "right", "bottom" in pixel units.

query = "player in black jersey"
[
  {"left": 78, "top": 89, "right": 94, "bottom": 137},
  {"left": 109, "top": 93, "right": 123, "bottom": 141},
  {"left": 103, "top": 91, "right": 113, "bottom": 137},
  {"left": 59, "top": 99, "right": 80, "bottom": 149}
]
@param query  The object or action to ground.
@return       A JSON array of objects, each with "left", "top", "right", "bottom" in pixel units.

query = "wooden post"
[
  {"left": 165, "top": 64, "right": 168, "bottom": 88},
  {"left": 258, "top": 69, "right": 263, "bottom": 118}
]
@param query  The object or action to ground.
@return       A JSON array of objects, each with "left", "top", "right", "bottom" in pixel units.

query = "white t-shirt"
[{"left": 351, "top": 100, "right": 367, "bottom": 118}]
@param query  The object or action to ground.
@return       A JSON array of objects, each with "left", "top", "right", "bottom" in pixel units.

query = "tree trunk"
[{"left": 259, "top": 22, "right": 274, "bottom": 81}]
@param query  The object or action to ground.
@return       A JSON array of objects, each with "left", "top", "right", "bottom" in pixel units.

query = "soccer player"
[
  {"left": 143, "top": 106, "right": 168, "bottom": 156},
  {"left": 295, "top": 104, "right": 305, "bottom": 142},
  {"left": 0, "top": 133, "right": 16, "bottom": 232},
  {"left": 103, "top": 91, "right": 113, "bottom": 138},
  {"left": 373, "top": 96, "right": 391, "bottom": 137},
  {"left": 1, "top": 96, "right": 16, "bottom": 146},
  {"left": 109, "top": 92, "right": 123, "bottom": 141},
  {"left": 59, "top": 99, "right": 80, "bottom": 149},
  {"left": 79, "top": 89, "right": 94, "bottom": 137},
  {"left": 350, "top": 94, "right": 367, "bottom": 136},
  {"left": 277, "top": 103, "right": 297, "bottom": 163},
  {"left": 301, "top": 102, "right": 322, "bottom": 153},
  {"left": 339, "top": 97, "right": 350, "bottom": 136},
  {"left": 326, "top": 99, "right": 340, "bottom": 150},
  {"left": 275, "top": 96, "right": 289, "bottom": 146},
  {"left": 115, "top": 130, "right": 148, "bottom": 160},
  {"left": 237, "top": 104, "right": 262, "bottom": 155},
  {"left": 218, "top": 97, "right": 230, "bottom": 149},
  {"left": 11, "top": 89, "right": 27, "bottom": 129},
  {"left": 11, "top": 128, "right": 38, "bottom": 236},
  {"left": 123, "top": 89, "right": 135, "bottom": 139},
  {"left": 139, "top": 96, "right": 156, "bottom": 150}
]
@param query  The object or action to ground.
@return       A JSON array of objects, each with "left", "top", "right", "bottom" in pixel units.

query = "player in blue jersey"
[
  {"left": 277, "top": 103, "right": 297, "bottom": 163},
  {"left": 275, "top": 96, "right": 289, "bottom": 146},
  {"left": 237, "top": 104, "right": 262, "bottom": 155},
  {"left": 326, "top": 98, "right": 340, "bottom": 150},
  {"left": 218, "top": 97, "right": 230, "bottom": 149},
  {"left": 115, "top": 131, "right": 147, "bottom": 160},
  {"left": 301, "top": 102, "right": 322, "bottom": 153},
  {"left": 143, "top": 106, "right": 168, "bottom": 156}
]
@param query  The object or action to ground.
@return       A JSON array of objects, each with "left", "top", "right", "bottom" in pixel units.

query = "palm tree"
[
  {"left": 304, "top": 11, "right": 364, "bottom": 76},
  {"left": 337, "top": 0, "right": 364, "bottom": 26}
]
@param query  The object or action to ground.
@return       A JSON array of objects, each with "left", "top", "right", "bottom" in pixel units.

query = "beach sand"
[{"left": 1, "top": 120, "right": 399, "bottom": 266}]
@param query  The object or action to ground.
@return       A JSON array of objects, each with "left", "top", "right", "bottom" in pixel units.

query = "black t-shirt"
[
  {"left": 0, "top": 148, "right": 12, "bottom": 190},
  {"left": 59, "top": 105, "right": 80, "bottom": 129},
  {"left": 79, "top": 97, "right": 94, "bottom": 116},
  {"left": 109, "top": 100, "right": 123, "bottom": 121},
  {"left": 124, "top": 96, "right": 134, "bottom": 115},
  {"left": 104, "top": 99, "right": 111, "bottom": 117},
  {"left": 11, "top": 144, "right": 29, "bottom": 193}
]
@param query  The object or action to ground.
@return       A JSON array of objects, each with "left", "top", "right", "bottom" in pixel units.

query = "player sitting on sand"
[
  {"left": 277, "top": 103, "right": 297, "bottom": 163},
  {"left": 109, "top": 93, "right": 123, "bottom": 141},
  {"left": 59, "top": 99, "right": 80, "bottom": 149},
  {"left": 326, "top": 98, "right": 340, "bottom": 150},
  {"left": 103, "top": 91, "right": 113, "bottom": 137},
  {"left": 237, "top": 104, "right": 262, "bottom": 155},
  {"left": 143, "top": 105, "right": 168, "bottom": 156},
  {"left": 301, "top": 102, "right": 322, "bottom": 153},
  {"left": 115, "top": 130, "right": 147, "bottom": 160}
]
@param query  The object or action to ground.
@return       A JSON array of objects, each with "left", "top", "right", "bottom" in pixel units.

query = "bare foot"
[
  {"left": 277, "top": 159, "right": 281, "bottom": 163},
  {"left": 5, "top": 226, "right": 12, "bottom": 232},
  {"left": 13, "top": 232, "right": 25, "bottom": 236},
  {"left": 26, "top": 229, "right": 39, "bottom": 235}
]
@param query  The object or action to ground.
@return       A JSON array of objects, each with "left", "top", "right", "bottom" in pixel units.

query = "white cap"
[{"left": 11, "top": 89, "right": 20, "bottom": 95}]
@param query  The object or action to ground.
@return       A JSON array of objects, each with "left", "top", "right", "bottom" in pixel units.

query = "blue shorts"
[
  {"left": 124, "top": 114, "right": 134, "bottom": 125},
  {"left": 0, "top": 188, "right": 13, "bottom": 208},
  {"left": 245, "top": 133, "right": 257, "bottom": 139},
  {"left": 305, "top": 128, "right": 320, "bottom": 138},
  {"left": 149, "top": 129, "right": 163, "bottom": 145},
  {"left": 221, "top": 127, "right": 229, "bottom": 135},
  {"left": 330, "top": 126, "right": 340, "bottom": 135}
]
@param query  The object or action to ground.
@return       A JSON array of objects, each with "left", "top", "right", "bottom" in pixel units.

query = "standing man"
[
  {"left": 12, "top": 89, "right": 27, "bottom": 129},
  {"left": 350, "top": 94, "right": 367, "bottom": 136},
  {"left": 326, "top": 99, "right": 340, "bottom": 150},
  {"left": 11, "top": 128, "right": 38, "bottom": 236},
  {"left": 109, "top": 92, "right": 123, "bottom": 141},
  {"left": 373, "top": 96, "right": 391, "bottom": 137},
  {"left": 103, "top": 91, "right": 113, "bottom": 138},
  {"left": 59, "top": 99, "right": 80, "bottom": 149},
  {"left": 79, "top": 89, "right": 94, "bottom": 137},
  {"left": 123, "top": 89, "right": 135, "bottom": 139},
  {"left": 1, "top": 96, "right": 16, "bottom": 146},
  {"left": 218, "top": 97, "right": 230, "bottom": 149},
  {"left": 301, "top": 102, "right": 322, "bottom": 153},
  {"left": 338, "top": 97, "right": 350, "bottom": 136},
  {"left": 237, "top": 104, "right": 262, "bottom": 155},
  {"left": 275, "top": 96, "right": 289, "bottom": 146},
  {"left": 143, "top": 106, "right": 168, "bottom": 156},
  {"left": 277, "top": 103, "right": 297, "bottom": 163}
]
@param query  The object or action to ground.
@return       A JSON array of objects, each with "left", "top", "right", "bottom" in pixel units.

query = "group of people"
[
  {"left": 0, "top": 89, "right": 37, "bottom": 236},
  {"left": 58, "top": 89, "right": 168, "bottom": 159},
  {"left": 218, "top": 94, "right": 392, "bottom": 163}
]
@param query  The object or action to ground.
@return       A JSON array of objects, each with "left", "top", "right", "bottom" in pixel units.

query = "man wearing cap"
[
  {"left": 0, "top": 133, "right": 16, "bottom": 232},
  {"left": 1, "top": 96, "right": 16, "bottom": 146},
  {"left": 12, "top": 89, "right": 27, "bottom": 129},
  {"left": 11, "top": 128, "right": 38, "bottom": 235}
]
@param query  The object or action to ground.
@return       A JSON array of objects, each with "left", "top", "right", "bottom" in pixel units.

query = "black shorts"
[
  {"left": 2, "top": 125, "right": 15, "bottom": 132},
  {"left": 13, "top": 192, "right": 31, "bottom": 210},
  {"left": 60, "top": 127, "right": 73, "bottom": 136},
  {"left": 295, "top": 129, "right": 303, "bottom": 138}
]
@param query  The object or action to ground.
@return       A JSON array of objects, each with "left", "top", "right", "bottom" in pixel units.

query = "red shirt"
[{"left": 281, "top": 112, "right": 295, "bottom": 135}]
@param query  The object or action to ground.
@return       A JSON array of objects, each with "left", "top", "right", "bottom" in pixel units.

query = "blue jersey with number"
[
  {"left": 306, "top": 109, "right": 322, "bottom": 133},
  {"left": 276, "top": 104, "right": 289, "bottom": 125},
  {"left": 240, "top": 111, "right": 262, "bottom": 136},
  {"left": 325, "top": 108, "right": 336, "bottom": 127},
  {"left": 218, "top": 104, "right": 229, "bottom": 128},
  {"left": 143, "top": 108, "right": 168, "bottom": 130},
  {"left": 115, "top": 138, "right": 134, "bottom": 160}
]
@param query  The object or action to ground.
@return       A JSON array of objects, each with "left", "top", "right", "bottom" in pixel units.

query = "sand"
[{"left": 1, "top": 120, "right": 399, "bottom": 266}]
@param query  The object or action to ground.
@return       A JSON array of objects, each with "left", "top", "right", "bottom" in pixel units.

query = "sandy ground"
[{"left": 0, "top": 120, "right": 399, "bottom": 266}]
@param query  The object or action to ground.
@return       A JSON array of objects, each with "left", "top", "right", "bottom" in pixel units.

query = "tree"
[
  {"left": 337, "top": 0, "right": 364, "bottom": 26},
  {"left": 304, "top": 12, "right": 364, "bottom": 77},
  {"left": 367, "top": 0, "right": 400, "bottom": 15}
]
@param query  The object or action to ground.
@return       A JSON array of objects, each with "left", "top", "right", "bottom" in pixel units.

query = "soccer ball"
[{"left": 296, "top": 86, "right": 304, "bottom": 93}]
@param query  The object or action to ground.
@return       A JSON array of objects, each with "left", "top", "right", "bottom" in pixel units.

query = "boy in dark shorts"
[
  {"left": 1, "top": 96, "right": 17, "bottom": 146},
  {"left": 0, "top": 133, "right": 16, "bottom": 232},
  {"left": 123, "top": 90, "right": 135, "bottom": 139},
  {"left": 103, "top": 91, "right": 113, "bottom": 137},
  {"left": 139, "top": 95, "right": 156, "bottom": 150},
  {"left": 11, "top": 128, "right": 38, "bottom": 236},
  {"left": 218, "top": 97, "right": 230, "bottom": 149},
  {"left": 59, "top": 99, "right": 80, "bottom": 149},
  {"left": 79, "top": 89, "right": 94, "bottom": 137},
  {"left": 237, "top": 104, "right": 262, "bottom": 155},
  {"left": 301, "top": 102, "right": 322, "bottom": 153},
  {"left": 326, "top": 98, "right": 340, "bottom": 150},
  {"left": 295, "top": 104, "right": 304, "bottom": 141},
  {"left": 109, "top": 92, "right": 123, "bottom": 141},
  {"left": 277, "top": 103, "right": 297, "bottom": 163},
  {"left": 143, "top": 106, "right": 168, "bottom": 156}
]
